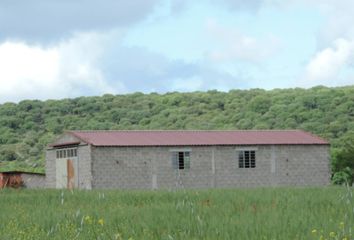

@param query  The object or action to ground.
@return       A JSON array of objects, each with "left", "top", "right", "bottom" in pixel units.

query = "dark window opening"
[
  {"left": 238, "top": 150, "right": 256, "bottom": 168},
  {"left": 172, "top": 151, "right": 190, "bottom": 170},
  {"left": 178, "top": 152, "right": 184, "bottom": 169}
]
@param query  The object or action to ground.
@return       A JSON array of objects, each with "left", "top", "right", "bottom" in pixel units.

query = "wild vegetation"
[
  {"left": 0, "top": 187, "right": 352, "bottom": 239},
  {"left": 0, "top": 85, "right": 353, "bottom": 182}
]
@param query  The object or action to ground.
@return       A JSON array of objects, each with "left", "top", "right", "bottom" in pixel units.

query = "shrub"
[{"left": 332, "top": 167, "right": 353, "bottom": 186}]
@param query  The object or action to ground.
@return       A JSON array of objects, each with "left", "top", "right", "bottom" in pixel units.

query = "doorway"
[{"left": 55, "top": 148, "right": 78, "bottom": 189}]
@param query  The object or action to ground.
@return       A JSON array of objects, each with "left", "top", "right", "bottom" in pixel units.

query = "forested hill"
[{"left": 0, "top": 85, "right": 354, "bottom": 174}]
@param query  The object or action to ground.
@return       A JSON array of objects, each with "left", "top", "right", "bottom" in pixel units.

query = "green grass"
[{"left": 0, "top": 187, "right": 353, "bottom": 239}]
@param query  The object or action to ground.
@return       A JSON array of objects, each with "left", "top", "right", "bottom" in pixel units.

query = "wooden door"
[
  {"left": 56, "top": 158, "right": 78, "bottom": 189},
  {"left": 56, "top": 159, "right": 67, "bottom": 189}
]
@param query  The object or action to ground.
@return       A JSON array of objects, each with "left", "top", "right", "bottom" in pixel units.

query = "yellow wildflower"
[
  {"left": 320, "top": 235, "right": 325, "bottom": 240},
  {"left": 329, "top": 232, "right": 336, "bottom": 237},
  {"left": 84, "top": 215, "right": 92, "bottom": 224},
  {"left": 339, "top": 222, "right": 344, "bottom": 228},
  {"left": 312, "top": 229, "right": 317, "bottom": 234},
  {"left": 98, "top": 218, "right": 104, "bottom": 226},
  {"left": 342, "top": 237, "right": 348, "bottom": 240}
]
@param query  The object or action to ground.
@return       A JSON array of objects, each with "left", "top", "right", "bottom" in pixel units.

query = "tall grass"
[{"left": 0, "top": 187, "right": 352, "bottom": 239}]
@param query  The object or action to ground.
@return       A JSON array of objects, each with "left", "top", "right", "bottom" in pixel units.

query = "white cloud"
[
  {"left": 0, "top": 31, "right": 244, "bottom": 103},
  {"left": 55, "top": 32, "right": 120, "bottom": 95},
  {"left": 274, "top": 0, "right": 354, "bottom": 87},
  {"left": 0, "top": 42, "right": 60, "bottom": 101},
  {"left": 205, "top": 19, "right": 280, "bottom": 63},
  {"left": 0, "top": 33, "right": 116, "bottom": 103},
  {"left": 304, "top": 38, "right": 354, "bottom": 86}
]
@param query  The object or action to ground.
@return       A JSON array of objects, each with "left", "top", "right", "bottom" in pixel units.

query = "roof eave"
[{"left": 90, "top": 143, "right": 330, "bottom": 147}]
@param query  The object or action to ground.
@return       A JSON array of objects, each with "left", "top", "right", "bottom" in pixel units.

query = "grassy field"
[{"left": 0, "top": 187, "right": 353, "bottom": 240}]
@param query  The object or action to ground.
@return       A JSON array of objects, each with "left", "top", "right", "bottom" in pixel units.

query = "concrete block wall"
[
  {"left": 156, "top": 147, "right": 214, "bottom": 189},
  {"left": 90, "top": 144, "right": 330, "bottom": 189},
  {"left": 273, "top": 145, "right": 330, "bottom": 186},
  {"left": 77, "top": 145, "right": 92, "bottom": 189},
  {"left": 215, "top": 145, "right": 330, "bottom": 187},
  {"left": 91, "top": 147, "right": 152, "bottom": 189},
  {"left": 214, "top": 146, "right": 271, "bottom": 187},
  {"left": 45, "top": 149, "right": 56, "bottom": 188},
  {"left": 91, "top": 146, "right": 219, "bottom": 189},
  {"left": 22, "top": 173, "right": 46, "bottom": 188}
]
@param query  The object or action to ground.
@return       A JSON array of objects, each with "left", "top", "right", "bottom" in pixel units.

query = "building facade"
[
  {"left": 0, "top": 171, "right": 45, "bottom": 189},
  {"left": 46, "top": 130, "right": 330, "bottom": 189}
]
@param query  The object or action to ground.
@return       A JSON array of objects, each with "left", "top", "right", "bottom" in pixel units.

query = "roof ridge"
[
  {"left": 61, "top": 130, "right": 329, "bottom": 147},
  {"left": 69, "top": 129, "right": 303, "bottom": 132}
]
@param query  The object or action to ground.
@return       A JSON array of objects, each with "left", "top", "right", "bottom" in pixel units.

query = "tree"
[{"left": 331, "top": 132, "right": 354, "bottom": 185}]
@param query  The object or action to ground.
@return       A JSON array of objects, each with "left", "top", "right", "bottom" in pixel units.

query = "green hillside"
[{"left": 0, "top": 85, "right": 353, "bottom": 181}]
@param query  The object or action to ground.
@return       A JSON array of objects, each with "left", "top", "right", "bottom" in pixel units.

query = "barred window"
[
  {"left": 171, "top": 151, "right": 190, "bottom": 170},
  {"left": 238, "top": 150, "right": 256, "bottom": 168},
  {"left": 56, "top": 148, "right": 78, "bottom": 159}
]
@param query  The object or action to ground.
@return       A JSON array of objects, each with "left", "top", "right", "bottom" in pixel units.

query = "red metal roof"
[{"left": 67, "top": 130, "right": 329, "bottom": 147}]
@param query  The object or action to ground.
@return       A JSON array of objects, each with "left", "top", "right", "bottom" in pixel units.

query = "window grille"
[
  {"left": 238, "top": 150, "right": 256, "bottom": 168},
  {"left": 56, "top": 148, "right": 78, "bottom": 159},
  {"left": 171, "top": 151, "right": 190, "bottom": 169}
]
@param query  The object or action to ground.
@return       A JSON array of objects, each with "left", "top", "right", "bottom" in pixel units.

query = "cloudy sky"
[{"left": 1, "top": 0, "right": 354, "bottom": 103}]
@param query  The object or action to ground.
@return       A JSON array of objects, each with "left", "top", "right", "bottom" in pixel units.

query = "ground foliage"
[
  {"left": 0, "top": 188, "right": 353, "bottom": 239},
  {"left": 0, "top": 85, "right": 353, "bottom": 178}
]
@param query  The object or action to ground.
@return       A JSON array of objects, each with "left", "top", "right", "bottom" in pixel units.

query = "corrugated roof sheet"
[{"left": 67, "top": 130, "right": 329, "bottom": 146}]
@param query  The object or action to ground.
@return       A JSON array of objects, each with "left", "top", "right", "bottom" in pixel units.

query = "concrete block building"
[
  {"left": 46, "top": 130, "right": 330, "bottom": 189},
  {"left": 0, "top": 171, "right": 45, "bottom": 189}
]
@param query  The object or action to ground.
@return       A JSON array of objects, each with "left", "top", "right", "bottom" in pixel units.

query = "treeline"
[{"left": 0, "top": 86, "right": 353, "bottom": 182}]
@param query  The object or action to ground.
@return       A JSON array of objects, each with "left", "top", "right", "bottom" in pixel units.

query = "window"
[
  {"left": 171, "top": 151, "right": 190, "bottom": 169},
  {"left": 238, "top": 150, "right": 256, "bottom": 168},
  {"left": 56, "top": 148, "right": 78, "bottom": 159}
]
